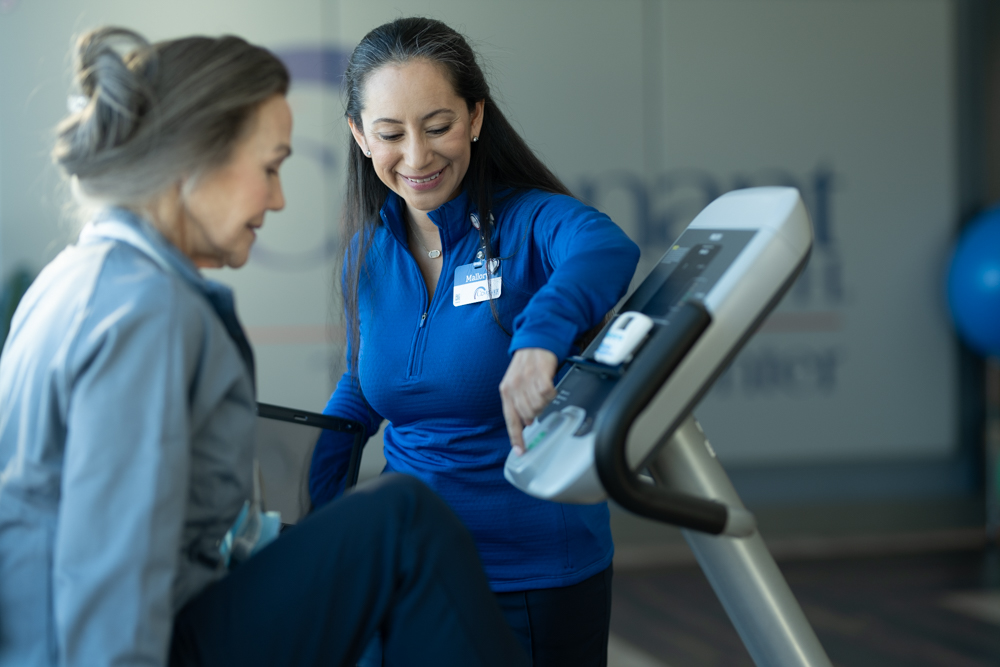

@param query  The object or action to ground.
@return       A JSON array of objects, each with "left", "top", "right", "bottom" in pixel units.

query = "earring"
[
  {"left": 365, "top": 149, "right": 371, "bottom": 157},
  {"left": 472, "top": 136, "right": 479, "bottom": 143}
]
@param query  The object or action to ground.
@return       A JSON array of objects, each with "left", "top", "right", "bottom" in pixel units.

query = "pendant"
[{"left": 428, "top": 250, "right": 441, "bottom": 259}]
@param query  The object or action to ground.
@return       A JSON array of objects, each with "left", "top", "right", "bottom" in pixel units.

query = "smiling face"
[
  {"left": 349, "top": 60, "right": 484, "bottom": 221},
  {"left": 181, "top": 94, "right": 293, "bottom": 268}
]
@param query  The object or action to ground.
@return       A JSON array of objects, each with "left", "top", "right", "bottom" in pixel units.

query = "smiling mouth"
[{"left": 403, "top": 169, "right": 443, "bottom": 184}]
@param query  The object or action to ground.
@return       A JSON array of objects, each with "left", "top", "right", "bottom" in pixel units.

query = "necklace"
[{"left": 409, "top": 225, "right": 442, "bottom": 259}]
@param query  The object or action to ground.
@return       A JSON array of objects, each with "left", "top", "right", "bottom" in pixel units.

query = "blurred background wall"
[{"left": 0, "top": 0, "right": 987, "bottom": 515}]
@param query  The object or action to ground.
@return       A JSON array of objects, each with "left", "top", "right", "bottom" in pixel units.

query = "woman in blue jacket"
[{"left": 309, "top": 17, "right": 641, "bottom": 666}]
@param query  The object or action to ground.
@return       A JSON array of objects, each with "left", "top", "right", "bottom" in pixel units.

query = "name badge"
[{"left": 453, "top": 258, "right": 502, "bottom": 306}]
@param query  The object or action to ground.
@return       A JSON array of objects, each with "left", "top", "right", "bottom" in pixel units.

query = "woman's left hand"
[{"left": 500, "top": 347, "right": 558, "bottom": 455}]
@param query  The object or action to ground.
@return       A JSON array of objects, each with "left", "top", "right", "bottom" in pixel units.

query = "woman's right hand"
[{"left": 499, "top": 347, "right": 558, "bottom": 454}]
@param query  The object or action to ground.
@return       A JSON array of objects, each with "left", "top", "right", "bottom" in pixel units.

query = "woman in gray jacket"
[{"left": 0, "top": 27, "right": 525, "bottom": 667}]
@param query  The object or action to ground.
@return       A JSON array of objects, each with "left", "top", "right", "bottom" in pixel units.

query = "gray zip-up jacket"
[{"left": 0, "top": 208, "right": 256, "bottom": 666}]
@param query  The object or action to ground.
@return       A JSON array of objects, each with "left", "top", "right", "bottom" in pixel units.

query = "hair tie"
[{"left": 67, "top": 94, "right": 88, "bottom": 113}]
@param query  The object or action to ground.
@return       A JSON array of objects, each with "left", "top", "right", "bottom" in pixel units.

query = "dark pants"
[
  {"left": 495, "top": 566, "right": 613, "bottom": 667},
  {"left": 170, "top": 474, "right": 527, "bottom": 667}
]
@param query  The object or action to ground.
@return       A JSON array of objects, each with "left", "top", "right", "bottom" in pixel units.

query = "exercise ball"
[{"left": 947, "top": 207, "right": 1000, "bottom": 357}]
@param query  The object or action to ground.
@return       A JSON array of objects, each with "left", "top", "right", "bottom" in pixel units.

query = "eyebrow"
[{"left": 371, "top": 108, "right": 457, "bottom": 125}]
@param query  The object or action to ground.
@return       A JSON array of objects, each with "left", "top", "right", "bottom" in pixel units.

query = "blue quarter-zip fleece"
[{"left": 310, "top": 188, "right": 640, "bottom": 591}]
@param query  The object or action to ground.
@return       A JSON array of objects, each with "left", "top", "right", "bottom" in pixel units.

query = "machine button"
[{"left": 574, "top": 416, "right": 594, "bottom": 437}]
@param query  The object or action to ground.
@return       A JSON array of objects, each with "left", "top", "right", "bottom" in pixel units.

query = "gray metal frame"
[{"left": 646, "top": 415, "right": 833, "bottom": 667}]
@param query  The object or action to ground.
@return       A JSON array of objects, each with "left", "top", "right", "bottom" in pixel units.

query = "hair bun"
[
  {"left": 53, "top": 27, "right": 288, "bottom": 207},
  {"left": 54, "top": 27, "right": 157, "bottom": 178}
]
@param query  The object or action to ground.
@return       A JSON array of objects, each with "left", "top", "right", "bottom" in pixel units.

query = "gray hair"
[{"left": 53, "top": 27, "right": 289, "bottom": 206}]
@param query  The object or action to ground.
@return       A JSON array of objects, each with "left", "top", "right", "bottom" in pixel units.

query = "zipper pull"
[{"left": 419, "top": 312, "right": 427, "bottom": 328}]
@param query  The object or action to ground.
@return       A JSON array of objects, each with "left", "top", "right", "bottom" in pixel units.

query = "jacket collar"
[
  {"left": 379, "top": 190, "right": 476, "bottom": 250},
  {"left": 78, "top": 207, "right": 256, "bottom": 390},
  {"left": 79, "top": 207, "right": 206, "bottom": 289}
]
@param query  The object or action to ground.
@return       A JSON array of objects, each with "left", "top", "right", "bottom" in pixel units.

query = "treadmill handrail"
[{"left": 593, "top": 301, "right": 734, "bottom": 535}]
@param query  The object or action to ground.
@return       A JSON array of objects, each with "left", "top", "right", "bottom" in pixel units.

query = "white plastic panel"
[{"left": 505, "top": 187, "right": 812, "bottom": 503}]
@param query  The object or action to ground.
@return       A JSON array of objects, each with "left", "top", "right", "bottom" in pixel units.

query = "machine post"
[{"left": 646, "top": 416, "right": 833, "bottom": 667}]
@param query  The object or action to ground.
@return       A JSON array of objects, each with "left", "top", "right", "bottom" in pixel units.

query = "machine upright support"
[
  {"left": 985, "top": 357, "right": 1000, "bottom": 542},
  {"left": 646, "top": 416, "right": 833, "bottom": 667}
]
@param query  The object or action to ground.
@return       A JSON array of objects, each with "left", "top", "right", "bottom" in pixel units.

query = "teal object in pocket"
[{"left": 219, "top": 461, "right": 282, "bottom": 568}]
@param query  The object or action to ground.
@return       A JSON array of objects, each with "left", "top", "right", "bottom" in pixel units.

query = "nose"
[
  {"left": 269, "top": 177, "right": 286, "bottom": 212},
  {"left": 402, "top": 132, "right": 433, "bottom": 171}
]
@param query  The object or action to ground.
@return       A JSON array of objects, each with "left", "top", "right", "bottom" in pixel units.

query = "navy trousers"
[
  {"left": 495, "top": 566, "right": 613, "bottom": 667},
  {"left": 169, "top": 474, "right": 527, "bottom": 667}
]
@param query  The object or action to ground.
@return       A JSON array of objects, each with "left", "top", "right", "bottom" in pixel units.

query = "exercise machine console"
[{"left": 504, "top": 187, "right": 832, "bottom": 667}]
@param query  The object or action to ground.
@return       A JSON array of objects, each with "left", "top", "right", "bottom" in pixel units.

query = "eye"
[
  {"left": 377, "top": 133, "right": 403, "bottom": 141},
  {"left": 428, "top": 124, "right": 452, "bottom": 136}
]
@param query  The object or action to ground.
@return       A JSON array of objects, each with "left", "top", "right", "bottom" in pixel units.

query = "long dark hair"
[{"left": 341, "top": 17, "right": 573, "bottom": 369}]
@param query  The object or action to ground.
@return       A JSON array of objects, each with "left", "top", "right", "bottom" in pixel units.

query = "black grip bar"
[
  {"left": 256, "top": 402, "right": 367, "bottom": 489},
  {"left": 593, "top": 302, "right": 734, "bottom": 535}
]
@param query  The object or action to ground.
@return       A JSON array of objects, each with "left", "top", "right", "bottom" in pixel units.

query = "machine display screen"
[{"left": 626, "top": 229, "right": 756, "bottom": 320}]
